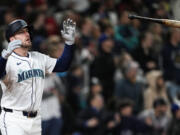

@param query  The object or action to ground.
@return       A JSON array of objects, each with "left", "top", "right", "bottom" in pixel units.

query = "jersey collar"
[{"left": 11, "top": 52, "right": 31, "bottom": 60}]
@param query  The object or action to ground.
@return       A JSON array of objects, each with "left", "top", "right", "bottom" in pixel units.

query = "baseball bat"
[{"left": 128, "top": 14, "right": 180, "bottom": 28}]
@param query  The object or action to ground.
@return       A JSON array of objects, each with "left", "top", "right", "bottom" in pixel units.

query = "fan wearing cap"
[
  {"left": 0, "top": 18, "right": 76, "bottom": 135},
  {"left": 166, "top": 104, "right": 180, "bottom": 135}
]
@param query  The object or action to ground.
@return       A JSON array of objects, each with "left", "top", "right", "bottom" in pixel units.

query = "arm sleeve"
[
  {"left": 0, "top": 56, "right": 7, "bottom": 78},
  {"left": 53, "top": 44, "right": 74, "bottom": 72}
]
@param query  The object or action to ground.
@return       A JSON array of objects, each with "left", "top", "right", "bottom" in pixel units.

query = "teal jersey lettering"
[{"left": 18, "top": 69, "right": 44, "bottom": 82}]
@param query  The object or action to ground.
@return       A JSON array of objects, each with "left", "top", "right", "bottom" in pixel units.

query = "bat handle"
[
  {"left": 128, "top": 14, "right": 137, "bottom": 19},
  {"left": 128, "top": 14, "right": 163, "bottom": 24}
]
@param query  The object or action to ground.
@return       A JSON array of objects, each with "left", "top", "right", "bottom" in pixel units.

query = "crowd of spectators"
[{"left": 1, "top": 0, "right": 180, "bottom": 135}]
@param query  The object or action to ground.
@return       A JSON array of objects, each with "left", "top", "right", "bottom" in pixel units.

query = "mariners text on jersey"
[{"left": 18, "top": 69, "right": 45, "bottom": 82}]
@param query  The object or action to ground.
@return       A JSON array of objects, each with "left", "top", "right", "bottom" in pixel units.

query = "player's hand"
[
  {"left": 1, "top": 40, "right": 22, "bottom": 59},
  {"left": 61, "top": 18, "right": 76, "bottom": 45}
]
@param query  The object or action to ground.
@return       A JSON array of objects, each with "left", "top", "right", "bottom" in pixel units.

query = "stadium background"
[{"left": 0, "top": 0, "right": 180, "bottom": 135}]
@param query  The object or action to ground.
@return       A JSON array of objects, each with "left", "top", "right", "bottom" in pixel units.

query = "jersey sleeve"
[
  {"left": 44, "top": 55, "right": 57, "bottom": 74},
  {"left": 0, "top": 57, "right": 7, "bottom": 79}
]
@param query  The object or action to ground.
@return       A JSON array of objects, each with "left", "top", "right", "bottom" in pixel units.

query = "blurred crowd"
[{"left": 1, "top": 0, "right": 180, "bottom": 135}]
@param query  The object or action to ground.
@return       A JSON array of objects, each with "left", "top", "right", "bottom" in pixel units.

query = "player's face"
[{"left": 12, "top": 28, "right": 32, "bottom": 48}]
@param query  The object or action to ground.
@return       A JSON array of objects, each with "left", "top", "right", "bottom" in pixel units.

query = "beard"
[{"left": 21, "top": 40, "right": 32, "bottom": 50}]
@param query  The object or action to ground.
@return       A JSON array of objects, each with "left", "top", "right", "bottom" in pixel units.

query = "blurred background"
[{"left": 1, "top": 0, "right": 180, "bottom": 135}]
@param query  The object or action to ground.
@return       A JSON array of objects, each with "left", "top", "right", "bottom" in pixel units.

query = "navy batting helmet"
[{"left": 5, "top": 19, "right": 32, "bottom": 42}]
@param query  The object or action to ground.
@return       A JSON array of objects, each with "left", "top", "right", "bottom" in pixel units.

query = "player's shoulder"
[
  {"left": 30, "top": 51, "right": 47, "bottom": 57},
  {"left": 30, "top": 51, "right": 43, "bottom": 55},
  {"left": 29, "top": 51, "right": 50, "bottom": 62}
]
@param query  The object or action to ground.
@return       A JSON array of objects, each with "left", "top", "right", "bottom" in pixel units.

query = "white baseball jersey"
[{"left": 0, "top": 51, "right": 57, "bottom": 112}]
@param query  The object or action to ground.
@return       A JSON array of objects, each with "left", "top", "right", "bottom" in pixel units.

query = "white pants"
[{"left": 0, "top": 110, "right": 41, "bottom": 135}]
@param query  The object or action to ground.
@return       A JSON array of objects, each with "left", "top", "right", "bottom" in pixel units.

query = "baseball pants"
[{"left": 0, "top": 110, "right": 41, "bottom": 135}]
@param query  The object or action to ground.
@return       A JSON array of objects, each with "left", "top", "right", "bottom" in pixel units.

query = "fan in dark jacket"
[
  {"left": 161, "top": 28, "right": 180, "bottom": 84},
  {"left": 132, "top": 31, "right": 158, "bottom": 73},
  {"left": 90, "top": 37, "right": 116, "bottom": 105},
  {"left": 75, "top": 94, "right": 117, "bottom": 135},
  {"left": 113, "top": 99, "right": 152, "bottom": 135},
  {"left": 166, "top": 104, "right": 180, "bottom": 135}
]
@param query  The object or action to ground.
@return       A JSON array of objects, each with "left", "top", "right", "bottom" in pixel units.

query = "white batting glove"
[
  {"left": 1, "top": 40, "right": 22, "bottom": 59},
  {"left": 61, "top": 18, "right": 76, "bottom": 45}
]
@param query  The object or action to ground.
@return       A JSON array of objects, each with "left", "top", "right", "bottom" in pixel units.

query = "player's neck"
[{"left": 13, "top": 47, "right": 29, "bottom": 57}]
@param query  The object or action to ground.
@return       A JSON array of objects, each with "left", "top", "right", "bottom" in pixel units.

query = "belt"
[{"left": 2, "top": 107, "right": 37, "bottom": 118}]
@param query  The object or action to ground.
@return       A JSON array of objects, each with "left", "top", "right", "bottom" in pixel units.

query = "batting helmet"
[{"left": 5, "top": 19, "right": 32, "bottom": 42}]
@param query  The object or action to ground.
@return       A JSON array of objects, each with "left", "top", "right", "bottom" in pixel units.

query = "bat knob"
[{"left": 128, "top": 14, "right": 135, "bottom": 20}]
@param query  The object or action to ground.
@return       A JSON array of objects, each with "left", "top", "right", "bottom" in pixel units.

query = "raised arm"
[
  {"left": 0, "top": 40, "right": 21, "bottom": 78},
  {"left": 53, "top": 44, "right": 74, "bottom": 72},
  {"left": 53, "top": 18, "right": 76, "bottom": 72}
]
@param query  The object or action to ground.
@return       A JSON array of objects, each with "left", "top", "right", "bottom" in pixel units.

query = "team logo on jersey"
[
  {"left": 18, "top": 69, "right": 45, "bottom": 82},
  {"left": 17, "top": 62, "right": 21, "bottom": 65}
]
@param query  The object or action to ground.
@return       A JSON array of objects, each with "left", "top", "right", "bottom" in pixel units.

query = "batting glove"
[
  {"left": 61, "top": 18, "right": 76, "bottom": 45},
  {"left": 1, "top": 40, "right": 22, "bottom": 59}
]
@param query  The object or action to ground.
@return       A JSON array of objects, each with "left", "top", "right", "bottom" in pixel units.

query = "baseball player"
[{"left": 0, "top": 18, "right": 76, "bottom": 135}]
